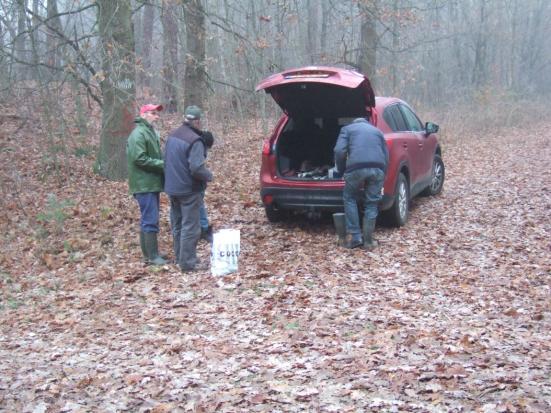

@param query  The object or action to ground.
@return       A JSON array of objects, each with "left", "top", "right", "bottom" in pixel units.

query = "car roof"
[{"left": 375, "top": 96, "right": 402, "bottom": 109}]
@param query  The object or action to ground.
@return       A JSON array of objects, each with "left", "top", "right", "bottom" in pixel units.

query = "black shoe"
[
  {"left": 346, "top": 235, "right": 363, "bottom": 249},
  {"left": 181, "top": 262, "right": 209, "bottom": 273},
  {"left": 200, "top": 226, "right": 213, "bottom": 243}
]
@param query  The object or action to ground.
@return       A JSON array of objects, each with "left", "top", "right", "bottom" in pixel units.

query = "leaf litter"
[{"left": 0, "top": 113, "right": 550, "bottom": 412}]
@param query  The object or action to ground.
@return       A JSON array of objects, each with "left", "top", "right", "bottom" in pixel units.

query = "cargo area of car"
[{"left": 276, "top": 116, "right": 352, "bottom": 180}]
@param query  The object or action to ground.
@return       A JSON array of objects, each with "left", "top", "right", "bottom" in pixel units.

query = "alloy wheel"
[
  {"left": 430, "top": 159, "right": 443, "bottom": 193},
  {"left": 398, "top": 180, "right": 408, "bottom": 222}
]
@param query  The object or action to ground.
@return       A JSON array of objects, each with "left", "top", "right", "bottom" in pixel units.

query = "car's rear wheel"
[
  {"left": 421, "top": 154, "right": 445, "bottom": 196},
  {"left": 265, "top": 204, "right": 285, "bottom": 222},
  {"left": 384, "top": 173, "right": 409, "bottom": 227}
]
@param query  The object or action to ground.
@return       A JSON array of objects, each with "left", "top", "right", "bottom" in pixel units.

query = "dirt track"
[{"left": 1, "top": 118, "right": 550, "bottom": 411}]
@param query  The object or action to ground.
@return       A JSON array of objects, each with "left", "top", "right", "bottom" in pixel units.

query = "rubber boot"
[
  {"left": 141, "top": 231, "right": 168, "bottom": 262},
  {"left": 332, "top": 213, "right": 347, "bottom": 247},
  {"left": 139, "top": 231, "right": 147, "bottom": 262},
  {"left": 363, "top": 219, "right": 378, "bottom": 250},
  {"left": 143, "top": 232, "right": 167, "bottom": 265},
  {"left": 200, "top": 225, "right": 213, "bottom": 243}
]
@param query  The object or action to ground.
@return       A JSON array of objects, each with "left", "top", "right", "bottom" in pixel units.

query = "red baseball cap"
[{"left": 139, "top": 104, "right": 163, "bottom": 116}]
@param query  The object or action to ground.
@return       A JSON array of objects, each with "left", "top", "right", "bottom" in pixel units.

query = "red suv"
[{"left": 257, "top": 66, "right": 444, "bottom": 227}]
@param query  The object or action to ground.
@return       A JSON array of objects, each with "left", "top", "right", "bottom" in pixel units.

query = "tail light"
[
  {"left": 262, "top": 139, "right": 272, "bottom": 155},
  {"left": 371, "top": 107, "right": 379, "bottom": 125},
  {"left": 263, "top": 194, "right": 274, "bottom": 205}
]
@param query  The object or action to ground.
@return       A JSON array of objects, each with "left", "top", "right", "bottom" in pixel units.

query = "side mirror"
[{"left": 425, "top": 122, "right": 439, "bottom": 136}]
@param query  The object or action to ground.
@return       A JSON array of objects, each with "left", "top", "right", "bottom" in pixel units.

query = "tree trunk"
[
  {"left": 140, "top": 1, "right": 155, "bottom": 88},
  {"left": 320, "top": 0, "right": 330, "bottom": 62},
  {"left": 183, "top": 0, "right": 206, "bottom": 109},
  {"left": 46, "top": 0, "right": 63, "bottom": 80},
  {"left": 306, "top": 0, "right": 318, "bottom": 64},
  {"left": 472, "top": 1, "right": 488, "bottom": 87},
  {"left": 161, "top": 0, "right": 179, "bottom": 113},
  {"left": 357, "top": 0, "right": 378, "bottom": 84},
  {"left": 390, "top": 0, "right": 399, "bottom": 95},
  {"left": 15, "top": 0, "right": 27, "bottom": 80},
  {"left": 96, "top": 0, "right": 136, "bottom": 181}
]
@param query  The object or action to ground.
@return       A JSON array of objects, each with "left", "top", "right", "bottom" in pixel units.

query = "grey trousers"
[{"left": 169, "top": 193, "right": 202, "bottom": 270}]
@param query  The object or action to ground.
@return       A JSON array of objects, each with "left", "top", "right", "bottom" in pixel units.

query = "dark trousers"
[
  {"left": 134, "top": 192, "right": 160, "bottom": 233},
  {"left": 169, "top": 193, "right": 201, "bottom": 270}
]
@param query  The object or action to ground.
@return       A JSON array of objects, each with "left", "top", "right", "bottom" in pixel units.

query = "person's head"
[
  {"left": 184, "top": 105, "right": 203, "bottom": 129},
  {"left": 139, "top": 104, "right": 163, "bottom": 124},
  {"left": 201, "top": 131, "right": 214, "bottom": 148}
]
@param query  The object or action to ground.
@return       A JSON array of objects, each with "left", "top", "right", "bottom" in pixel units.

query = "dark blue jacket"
[
  {"left": 164, "top": 122, "right": 213, "bottom": 196},
  {"left": 334, "top": 118, "right": 389, "bottom": 174}
]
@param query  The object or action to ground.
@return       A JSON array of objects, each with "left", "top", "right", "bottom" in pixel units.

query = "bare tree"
[
  {"left": 161, "top": 0, "right": 179, "bottom": 112},
  {"left": 139, "top": 0, "right": 155, "bottom": 88},
  {"left": 95, "top": 0, "right": 136, "bottom": 181},
  {"left": 471, "top": 0, "right": 488, "bottom": 87},
  {"left": 15, "top": 0, "right": 27, "bottom": 79},
  {"left": 183, "top": 0, "right": 206, "bottom": 108},
  {"left": 306, "top": 0, "right": 318, "bottom": 64},
  {"left": 46, "top": 0, "right": 63, "bottom": 76},
  {"left": 358, "top": 0, "right": 379, "bottom": 81}
]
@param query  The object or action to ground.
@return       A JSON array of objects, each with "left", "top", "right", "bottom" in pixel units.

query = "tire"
[
  {"left": 265, "top": 204, "right": 285, "bottom": 222},
  {"left": 384, "top": 173, "right": 409, "bottom": 227},
  {"left": 421, "top": 155, "right": 445, "bottom": 196}
]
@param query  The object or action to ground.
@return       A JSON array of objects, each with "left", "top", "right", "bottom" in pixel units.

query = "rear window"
[
  {"left": 400, "top": 105, "right": 423, "bottom": 131},
  {"left": 383, "top": 105, "right": 407, "bottom": 132}
]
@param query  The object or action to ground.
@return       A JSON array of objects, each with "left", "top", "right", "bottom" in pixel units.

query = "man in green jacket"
[{"left": 126, "top": 104, "right": 167, "bottom": 265}]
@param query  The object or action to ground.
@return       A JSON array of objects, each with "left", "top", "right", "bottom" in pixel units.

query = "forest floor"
[{"left": 0, "top": 109, "right": 550, "bottom": 412}]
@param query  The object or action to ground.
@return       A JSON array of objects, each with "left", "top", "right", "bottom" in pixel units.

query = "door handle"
[{"left": 402, "top": 143, "right": 408, "bottom": 149}]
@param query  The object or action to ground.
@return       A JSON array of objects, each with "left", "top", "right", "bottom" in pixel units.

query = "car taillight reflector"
[
  {"left": 262, "top": 139, "right": 272, "bottom": 155},
  {"left": 263, "top": 195, "right": 274, "bottom": 205}
]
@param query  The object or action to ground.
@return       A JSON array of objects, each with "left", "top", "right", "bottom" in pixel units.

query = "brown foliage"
[{"left": 0, "top": 107, "right": 550, "bottom": 412}]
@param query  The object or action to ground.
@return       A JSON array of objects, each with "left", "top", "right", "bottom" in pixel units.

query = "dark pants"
[
  {"left": 343, "top": 168, "right": 384, "bottom": 236},
  {"left": 134, "top": 192, "right": 160, "bottom": 233},
  {"left": 170, "top": 193, "right": 201, "bottom": 270}
]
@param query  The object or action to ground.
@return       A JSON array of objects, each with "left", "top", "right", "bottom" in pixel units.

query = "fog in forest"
[{"left": 1, "top": 0, "right": 550, "bottom": 176}]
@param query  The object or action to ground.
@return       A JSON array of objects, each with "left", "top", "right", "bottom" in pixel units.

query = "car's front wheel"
[
  {"left": 383, "top": 173, "right": 409, "bottom": 227},
  {"left": 421, "top": 154, "right": 445, "bottom": 196}
]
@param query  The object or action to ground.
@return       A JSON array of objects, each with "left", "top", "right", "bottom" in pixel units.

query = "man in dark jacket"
[
  {"left": 164, "top": 105, "right": 213, "bottom": 272},
  {"left": 334, "top": 117, "right": 389, "bottom": 249},
  {"left": 126, "top": 104, "right": 167, "bottom": 265}
]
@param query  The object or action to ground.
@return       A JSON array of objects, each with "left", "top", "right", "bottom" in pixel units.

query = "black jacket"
[{"left": 164, "top": 122, "right": 213, "bottom": 196}]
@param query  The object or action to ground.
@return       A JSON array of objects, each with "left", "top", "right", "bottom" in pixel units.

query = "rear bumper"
[{"left": 261, "top": 187, "right": 394, "bottom": 211}]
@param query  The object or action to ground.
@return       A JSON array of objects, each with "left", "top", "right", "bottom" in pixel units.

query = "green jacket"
[{"left": 126, "top": 117, "right": 164, "bottom": 195}]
